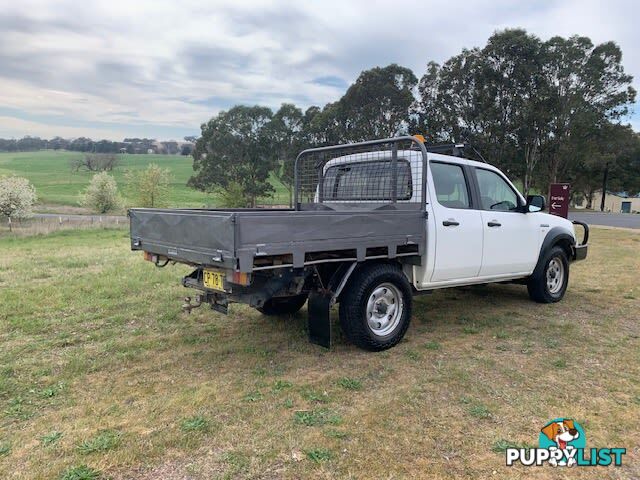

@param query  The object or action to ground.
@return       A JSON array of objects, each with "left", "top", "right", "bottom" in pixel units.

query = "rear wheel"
[
  {"left": 339, "top": 263, "right": 412, "bottom": 351},
  {"left": 527, "top": 246, "right": 569, "bottom": 303},
  {"left": 257, "top": 294, "right": 307, "bottom": 316}
]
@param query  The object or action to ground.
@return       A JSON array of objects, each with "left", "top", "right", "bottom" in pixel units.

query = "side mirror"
[{"left": 526, "top": 195, "right": 545, "bottom": 213}]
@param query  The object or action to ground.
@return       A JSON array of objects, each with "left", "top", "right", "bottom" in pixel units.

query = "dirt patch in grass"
[{"left": 0, "top": 227, "right": 638, "bottom": 479}]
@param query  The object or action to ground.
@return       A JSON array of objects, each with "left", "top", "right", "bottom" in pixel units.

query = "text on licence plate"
[{"left": 203, "top": 269, "right": 225, "bottom": 291}]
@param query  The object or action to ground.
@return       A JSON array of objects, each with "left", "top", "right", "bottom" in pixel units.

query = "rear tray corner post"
[{"left": 307, "top": 290, "right": 332, "bottom": 349}]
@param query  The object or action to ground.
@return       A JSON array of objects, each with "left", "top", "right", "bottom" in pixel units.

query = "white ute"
[{"left": 130, "top": 136, "right": 589, "bottom": 351}]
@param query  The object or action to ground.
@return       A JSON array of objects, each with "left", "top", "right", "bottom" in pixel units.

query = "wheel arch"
[
  {"left": 334, "top": 259, "right": 405, "bottom": 302},
  {"left": 532, "top": 227, "right": 575, "bottom": 278}
]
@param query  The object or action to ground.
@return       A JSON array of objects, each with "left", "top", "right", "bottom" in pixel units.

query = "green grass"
[
  {"left": 76, "top": 430, "right": 121, "bottom": 455},
  {"left": 0, "top": 150, "right": 291, "bottom": 208},
  {"left": 337, "top": 377, "right": 362, "bottom": 390},
  {"left": 423, "top": 340, "right": 441, "bottom": 350},
  {"left": 180, "top": 416, "right": 209, "bottom": 433},
  {"left": 59, "top": 465, "right": 101, "bottom": 480},
  {"left": 468, "top": 403, "right": 491, "bottom": 419},
  {"left": 305, "top": 448, "right": 333, "bottom": 463},
  {"left": 293, "top": 409, "right": 343, "bottom": 427},
  {"left": 41, "top": 431, "right": 63, "bottom": 447},
  {"left": 0, "top": 226, "right": 639, "bottom": 479}
]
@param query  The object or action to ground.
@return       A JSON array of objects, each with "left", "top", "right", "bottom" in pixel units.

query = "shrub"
[
  {"left": 216, "top": 181, "right": 247, "bottom": 208},
  {"left": 125, "top": 163, "right": 171, "bottom": 207},
  {"left": 80, "top": 172, "right": 121, "bottom": 213},
  {"left": 0, "top": 175, "right": 37, "bottom": 231}
]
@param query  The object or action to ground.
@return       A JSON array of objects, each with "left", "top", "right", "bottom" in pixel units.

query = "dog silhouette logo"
[{"left": 539, "top": 419, "right": 585, "bottom": 466}]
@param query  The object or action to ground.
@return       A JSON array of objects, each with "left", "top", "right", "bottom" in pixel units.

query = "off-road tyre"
[
  {"left": 339, "top": 263, "right": 412, "bottom": 351},
  {"left": 527, "top": 246, "right": 569, "bottom": 303}
]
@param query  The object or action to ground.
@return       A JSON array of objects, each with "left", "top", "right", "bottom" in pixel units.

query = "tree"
[
  {"left": 68, "top": 137, "right": 95, "bottom": 152},
  {"left": 125, "top": 164, "right": 171, "bottom": 208},
  {"left": 71, "top": 153, "right": 119, "bottom": 172},
  {"left": 267, "top": 103, "right": 304, "bottom": 206},
  {"left": 0, "top": 175, "right": 37, "bottom": 231},
  {"left": 189, "top": 105, "right": 275, "bottom": 208},
  {"left": 80, "top": 172, "right": 121, "bottom": 213},
  {"left": 340, "top": 64, "right": 417, "bottom": 141},
  {"left": 301, "top": 102, "right": 344, "bottom": 146},
  {"left": 572, "top": 126, "right": 640, "bottom": 207},
  {"left": 539, "top": 36, "right": 635, "bottom": 187},
  {"left": 16, "top": 136, "right": 45, "bottom": 151},
  {"left": 161, "top": 141, "right": 179, "bottom": 155},
  {"left": 180, "top": 144, "right": 193, "bottom": 156},
  {"left": 216, "top": 181, "right": 246, "bottom": 208},
  {"left": 615, "top": 135, "right": 640, "bottom": 196},
  {"left": 310, "top": 64, "right": 417, "bottom": 144},
  {"left": 413, "top": 30, "right": 635, "bottom": 195},
  {"left": 49, "top": 136, "right": 69, "bottom": 150}
]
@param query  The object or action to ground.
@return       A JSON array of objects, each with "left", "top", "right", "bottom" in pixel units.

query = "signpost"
[{"left": 549, "top": 183, "right": 570, "bottom": 218}]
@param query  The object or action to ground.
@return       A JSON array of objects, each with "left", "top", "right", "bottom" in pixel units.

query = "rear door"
[
  {"left": 472, "top": 167, "right": 540, "bottom": 276},
  {"left": 429, "top": 161, "right": 483, "bottom": 282}
]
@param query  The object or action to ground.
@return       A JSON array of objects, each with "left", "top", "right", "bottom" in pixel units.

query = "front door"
[
  {"left": 473, "top": 167, "right": 540, "bottom": 276},
  {"left": 429, "top": 162, "right": 483, "bottom": 282}
]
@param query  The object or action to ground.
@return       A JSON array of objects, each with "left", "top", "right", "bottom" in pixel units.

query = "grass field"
[
  {"left": 0, "top": 150, "right": 291, "bottom": 209},
  {"left": 0, "top": 226, "right": 639, "bottom": 479}
]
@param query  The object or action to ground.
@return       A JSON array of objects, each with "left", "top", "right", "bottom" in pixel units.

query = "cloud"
[
  {"left": 310, "top": 76, "right": 349, "bottom": 89},
  {"left": 0, "top": 0, "right": 637, "bottom": 140}
]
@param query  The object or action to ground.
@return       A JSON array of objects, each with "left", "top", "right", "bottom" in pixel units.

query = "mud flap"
[{"left": 308, "top": 290, "right": 332, "bottom": 348}]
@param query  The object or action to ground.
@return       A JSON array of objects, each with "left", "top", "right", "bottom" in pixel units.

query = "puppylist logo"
[{"left": 506, "top": 418, "right": 626, "bottom": 467}]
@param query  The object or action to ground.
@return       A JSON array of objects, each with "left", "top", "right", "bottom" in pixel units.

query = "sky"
[{"left": 0, "top": 0, "right": 638, "bottom": 141}]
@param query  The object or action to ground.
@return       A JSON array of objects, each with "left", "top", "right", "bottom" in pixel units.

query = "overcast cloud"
[{"left": 0, "top": 0, "right": 638, "bottom": 140}]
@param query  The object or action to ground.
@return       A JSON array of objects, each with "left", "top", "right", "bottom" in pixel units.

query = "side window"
[
  {"left": 475, "top": 168, "right": 519, "bottom": 211},
  {"left": 430, "top": 162, "right": 470, "bottom": 209}
]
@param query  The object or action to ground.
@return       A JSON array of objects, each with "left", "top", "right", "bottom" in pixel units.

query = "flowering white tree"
[
  {"left": 0, "top": 175, "right": 37, "bottom": 231},
  {"left": 125, "top": 163, "right": 171, "bottom": 208},
  {"left": 80, "top": 172, "right": 122, "bottom": 214}
]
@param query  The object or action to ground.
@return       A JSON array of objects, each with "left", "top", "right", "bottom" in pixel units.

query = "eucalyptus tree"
[{"left": 189, "top": 105, "right": 275, "bottom": 208}]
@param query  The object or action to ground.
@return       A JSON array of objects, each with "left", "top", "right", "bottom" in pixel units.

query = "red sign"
[{"left": 549, "top": 183, "right": 570, "bottom": 218}]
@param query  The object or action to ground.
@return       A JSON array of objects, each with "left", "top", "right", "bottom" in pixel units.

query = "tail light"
[
  {"left": 226, "top": 270, "right": 250, "bottom": 286},
  {"left": 143, "top": 251, "right": 157, "bottom": 262},
  {"left": 143, "top": 251, "right": 168, "bottom": 264}
]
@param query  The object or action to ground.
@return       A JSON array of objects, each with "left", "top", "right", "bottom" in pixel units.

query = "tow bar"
[{"left": 182, "top": 295, "right": 202, "bottom": 314}]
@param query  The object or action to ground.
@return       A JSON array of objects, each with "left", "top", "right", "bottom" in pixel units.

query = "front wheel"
[
  {"left": 527, "top": 246, "right": 569, "bottom": 303},
  {"left": 257, "top": 294, "right": 307, "bottom": 316},
  {"left": 339, "top": 263, "right": 412, "bottom": 351}
]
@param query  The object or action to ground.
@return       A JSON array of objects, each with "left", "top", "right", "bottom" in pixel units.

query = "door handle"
[
  {"left": 487, "top": 221, "right": 502, "bottom": 227},
  {"left": 442, "top": 220, "right": 460, "bottom": 227}
]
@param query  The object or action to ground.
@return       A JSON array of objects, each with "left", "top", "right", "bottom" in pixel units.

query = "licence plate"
[{"left": 203, "top": 269, "right": 225, "bottom": 291}]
